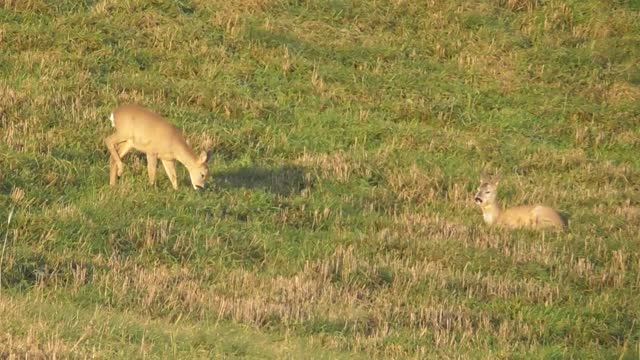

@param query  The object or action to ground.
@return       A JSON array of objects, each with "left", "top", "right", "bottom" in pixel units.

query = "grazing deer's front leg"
[
  {"left": 109, "top": 141, "right": 134, "bottom": 186},
  {"left": 147, "top": 154, "right": 158, "bottom": 185},
  {"left": 161, "top": 159, "right": 178, "bottom": 190}
]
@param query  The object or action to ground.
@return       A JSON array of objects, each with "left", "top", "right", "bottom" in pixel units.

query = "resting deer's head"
[{"left": 475, "top": 173, "right": 500, "bottom": 206}]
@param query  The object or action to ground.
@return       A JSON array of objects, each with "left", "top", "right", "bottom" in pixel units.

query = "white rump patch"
[{"left": 109, "top": 112, "right": 115, "bottom": 127}]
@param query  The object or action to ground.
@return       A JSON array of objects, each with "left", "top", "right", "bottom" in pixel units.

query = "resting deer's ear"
[
  {"left": 480, "top": 170, "right": 501, "bottom": 186},
  {"left": 492, "top": 173, "right": 501, "bottom": 186},
  {"left": 198, "top": 151, "right": 209, "bottom": 164},
  {"left": 479, "top": 170, "right": 487, "bottom": 184}
]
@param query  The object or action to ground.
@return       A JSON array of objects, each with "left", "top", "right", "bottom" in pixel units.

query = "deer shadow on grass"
[{"left": 212, "top": 165, "right": 310, "bottom": 196}]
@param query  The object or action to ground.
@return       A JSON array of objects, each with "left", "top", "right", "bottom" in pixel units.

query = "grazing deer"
[
  {"left": 474, "top": 174, "right": 566, "bottom": 230},
  {"left": 104, "top": 104, "right": 210, "bottom": 190}
]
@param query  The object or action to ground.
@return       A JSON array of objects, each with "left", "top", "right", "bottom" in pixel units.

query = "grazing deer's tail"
[{"left": 109, "top": 112, "right": 115, "bottom": 127}]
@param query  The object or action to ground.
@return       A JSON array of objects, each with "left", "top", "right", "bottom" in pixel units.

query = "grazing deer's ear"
[{"left": 198, "top": 151, "right": 209, "bottom": 164}]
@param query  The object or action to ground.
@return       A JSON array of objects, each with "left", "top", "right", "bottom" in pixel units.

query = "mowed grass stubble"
[{"left": 0, "top": 0, "right": 639, "bottom": 358}]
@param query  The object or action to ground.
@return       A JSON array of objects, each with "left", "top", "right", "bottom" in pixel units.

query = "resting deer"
[
  {"left": 104, "top": 104, "right": 210, "bottom": 190},
  {"left": 474, "top": 174, "right": 566, "bottom": 230}
]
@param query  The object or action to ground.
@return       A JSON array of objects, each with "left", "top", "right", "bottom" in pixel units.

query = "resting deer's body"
[
  {"left": 474, "top": 177, "right": 566, "bottom": 230},
  {"left": 104, "top": 104, "right": 209, "bottom": 190}
]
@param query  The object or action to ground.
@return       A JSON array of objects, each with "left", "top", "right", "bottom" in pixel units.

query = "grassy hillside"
[{"left": 1, "top": 0, "right": 639, "bottom": 357}]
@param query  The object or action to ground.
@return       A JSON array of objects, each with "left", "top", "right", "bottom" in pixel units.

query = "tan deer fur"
[
  {"left": 104, "top": 104, "right": 210, "bottom": 190},
  {"left": 474, "top": 175, "right": 566, "bottom": 230}
]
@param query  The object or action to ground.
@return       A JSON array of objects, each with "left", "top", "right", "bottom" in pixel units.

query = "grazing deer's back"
[
  {"left": 112, "top": 104, "right": 186, "bottom": 150},
  {"left": 113, "top": 104, "right": 173, "bottom": 131}
]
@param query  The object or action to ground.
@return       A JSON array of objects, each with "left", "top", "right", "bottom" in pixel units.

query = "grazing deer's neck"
[
  {"left": 174, "top": 141, "right": 198, "bottom": 169},
  {"left": 481, "top": 202, "right": 501, "bottom": 225}
]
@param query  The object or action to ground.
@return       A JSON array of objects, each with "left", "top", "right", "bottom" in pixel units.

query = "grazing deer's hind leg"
[
  {"left": 105, "top": 133, "right": 128, "bottom": 176},
  {"left": 147, "top": 154, "right": 158, "bottom": 185},
  {"left": 109, "top": 141, "right": 134, "bottom": 185},
  {"left": 161, "top": 159, "right": 178, "bottom": 190}
]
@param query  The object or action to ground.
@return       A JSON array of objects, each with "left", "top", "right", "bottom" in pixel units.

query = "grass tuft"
[{"left": 1, "top": 0, "right": 639, "bottom": 357}]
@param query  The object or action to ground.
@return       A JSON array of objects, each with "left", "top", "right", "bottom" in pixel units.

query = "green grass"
[{"left": 1, "top": 0, "right": 639, "bottom": 357}]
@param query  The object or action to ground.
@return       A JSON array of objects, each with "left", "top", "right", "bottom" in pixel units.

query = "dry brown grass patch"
[
  {"left": 497, "top": 0, "right": 540, "bottom": 12},
  {"left": 0, "top": 300, "right": 75, "bottom": 358},
  {"left": 295, "top": 151, "right": 368, "bottom": 183},
  {"left": 605, "top": 81, "right": 640, "bottom": 106}
]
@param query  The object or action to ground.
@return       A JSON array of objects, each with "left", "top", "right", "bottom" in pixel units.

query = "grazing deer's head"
[{"left": 188, "top": 151, "right": 210, "bottom": 190}]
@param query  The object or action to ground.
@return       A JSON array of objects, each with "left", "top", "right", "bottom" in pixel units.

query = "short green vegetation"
[{"left": 1, "top": 0, "right": 639, "bottom": 357}]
